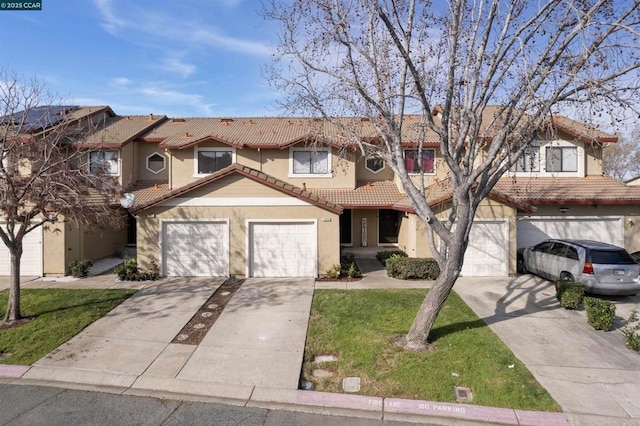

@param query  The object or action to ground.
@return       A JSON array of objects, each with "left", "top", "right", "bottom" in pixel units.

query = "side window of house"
[
  {"left": 89, "top": 150, "right": 119, "bottom": 175},
  {"left": 197, "top": 149, "right": 232, "bottom": 175},
  {"left": 546, "top": 147, "right": 577, "bottom": 172},
  {"left": 292, "top": 149, "right": 329, "bottom": 175},
  {"left": 514, "top": 146, "right": 540, "bottom": 172},
  {"left": 404, "top": 149, "right": 435, "bottom": 174}
]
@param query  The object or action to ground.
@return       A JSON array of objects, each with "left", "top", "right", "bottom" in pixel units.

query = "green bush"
[
  {"left": 376, "top": 250, "right": 408, "bottom": 266},
  {"left": 346, "top": 262, "right": 360, "bottom": 278},
  {"left": 555, "top": 280, "right": 584, "bottom": 309},
  {"left": 325, "top": 264, "right": 341, "bottom": 279},
  {"left": 621, "top": 310, "right": 640, "bottom": 352},
  {"left": 584, "top": 297, "right": 616, "bottom": 331},
  {"left": 114, "top": 258, "right": 160, "bottom": 281},
  {"left": 68, "top": 259, "right": 93, "bottom": 278},
  {"left": 386, "top": 257, "right": 440, "bottom": 280}
]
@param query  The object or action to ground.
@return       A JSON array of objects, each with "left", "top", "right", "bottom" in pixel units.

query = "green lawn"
[
  {"left": 0, "top": 288, "right": 136, "bottom": 365},
  {"left": 304, "top": 289, "right": 560, "bottom": 412}
]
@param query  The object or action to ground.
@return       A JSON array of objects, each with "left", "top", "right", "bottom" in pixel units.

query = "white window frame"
[
  {"left": 145, "top": 152, "right": 166, "bottom": 174},
  {"left": 194, "top": 147, "right": 236, "bottom": 177},
  {"left": 289, "top": 146, "right": 332, "bottom": 178},
  {"left": 403, "top": 148, "right": 436, "bottom": 175},
  {"left": 365, "top": 155, "right": 385, "bottom": 174},
  {"left": 510, "top": 140, "right": 584, "bottom": 178},
  {"left": 89, "top": 150, "right": 120, "bottom": 175}
]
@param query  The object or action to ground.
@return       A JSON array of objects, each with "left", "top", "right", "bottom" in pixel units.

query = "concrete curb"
[{"left": 0, "top": 365, "right": 570, "bottom": 425}]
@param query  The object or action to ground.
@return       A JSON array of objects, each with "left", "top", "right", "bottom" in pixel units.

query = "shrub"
[
  {"left": 325, "top": 264, "right": 341, "bottom": 279},
  {"left": 114, "top": 258, "right": 160, "bottom": 281},
  {"left": 346, "top": 262, "right": 360, "bottom": 278},
  {"left": 621, "top": 310, "right": 640, "bottom": 353},
  {"left": 555, "top": 280, "right": 584, "bottom": 309},
  {"left": 68, "top": 259, "right": 93, "bottom": 278},
  {"left": 376, "top": 250, "right": 408, "bottom": 266},
  {"left": 584, "top": 297, "right": 616, "bottom": 331},
  {"left": 386, "top": 257, "right": 440, "bottom": 280}
]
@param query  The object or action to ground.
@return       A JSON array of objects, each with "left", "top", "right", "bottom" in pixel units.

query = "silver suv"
[{"left": 518, "top": 239, "right": 640, "bottom": 296}]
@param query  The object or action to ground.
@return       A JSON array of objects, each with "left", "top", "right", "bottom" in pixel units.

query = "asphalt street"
[{"left": 0, "top": 384, "right": 447, "bottom": 426}]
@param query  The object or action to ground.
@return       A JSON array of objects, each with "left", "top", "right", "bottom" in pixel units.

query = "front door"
[
  {"left": 378, "top": 209, "right": 399, "bottom": 244},
  {"left": 340, "top": 209, "right": 352, "bottom": 246}
]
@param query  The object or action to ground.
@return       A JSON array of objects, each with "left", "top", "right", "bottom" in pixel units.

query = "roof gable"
[{"left": 130, "top": 164, "right": 343, "bottom": 214}]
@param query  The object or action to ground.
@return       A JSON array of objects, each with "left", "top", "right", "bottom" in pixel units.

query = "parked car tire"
[
  {"left": 559, "top": 271, "right": 574, "bottom": 281},
  {"left": 517, "top": 255, "right": 528, "bottom": 274}
]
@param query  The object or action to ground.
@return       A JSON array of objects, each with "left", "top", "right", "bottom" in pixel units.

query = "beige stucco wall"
[
  {"left": 120, "top": 143, "right": 135, "bottom": 188},
  {"left": 354, "top": 154, "right": 395, "bottom": 181},
  {"left": 135, "top": 174, "right": 340, "bottom": 277},
  {"left": 42, "top": 221, "right": 67, "bottom": 276},
  {"left": 168, "top": 142, "right": 355, "bottom": 190},
  {"left": 135, "top": 142, "right": 168, "bottom": 182},
  {"left": 584, "top": 144, "right": 604, "bottom": 176},
  {"left": 349, "top": 209, "right": 381, "bottom": 248}
]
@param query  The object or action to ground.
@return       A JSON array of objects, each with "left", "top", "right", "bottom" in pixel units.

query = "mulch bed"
[{"left": 171, "top": 277, "right": 244, "bottom": 345}]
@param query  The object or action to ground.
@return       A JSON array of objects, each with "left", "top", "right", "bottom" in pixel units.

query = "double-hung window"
[
  {"left": 89, "top": 150, "right": 119, "bottom": 175},
  {"left": 290, "top": 148, "right": 331, "bottom": 177},
  {"left": 546, "top": 147, "right": 577, "bottom": 172},
  {"left": 196, "top": 148, "right": 233, "bottom": 175},
  {"left": 404, "top": 149, "right": 435, "bottom": 174}
]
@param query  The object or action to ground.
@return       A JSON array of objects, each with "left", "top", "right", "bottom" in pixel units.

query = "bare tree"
[
  {"left": 603, "top": 127, "right": 640, "bottom": 181},
  {"left": 264, "top": 0, "right": 640, "bottom": 348},
  {"left": 0, "top": 71, "right": 122, "bottom": 323}
]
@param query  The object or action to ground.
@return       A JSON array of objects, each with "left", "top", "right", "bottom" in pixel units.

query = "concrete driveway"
[
  {"left": 454, "top": 274, "right": 640, "bottom": 424},
  {"left": 22, "top": 277, "right": 314, "bottom": 398}
]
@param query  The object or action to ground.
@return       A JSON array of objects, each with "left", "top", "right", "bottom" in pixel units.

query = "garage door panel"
[
  {"left": 517, "top": 217, "right": 623, "bottom": 248},
  {"left": 164, "top": 221, "right": 228, "bottom": 277},
  {"left": 461, "top": 221, "right": 507, "bottom": 277},
  {"left": 250, "top": 222, "right": 316, "bottom": 277},
  {"left": 0, "top": 226, "right": 42, "bottom": 276}
]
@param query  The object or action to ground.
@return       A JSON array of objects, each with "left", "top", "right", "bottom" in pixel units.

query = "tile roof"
[
  {"left": 312, "top": 180, "right": 406, "bottom": 207},
  {"left": 129, "top": 164, "right": 342, "bottom": 214},
  {"left": 494, "top": 175, "right": 640, "bottom": 204},
  {"left": 139, "top": 116, "right": 442, "bottom": 149},
  {"left": 80, "top": 114, "right": 167, "bottom": 148}
]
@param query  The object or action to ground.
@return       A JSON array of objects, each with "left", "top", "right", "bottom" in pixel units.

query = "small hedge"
[
  {"left": 376, "top": 250, "right": 408, "bottom": 266},
  {"left": 386, "top": 257, "right": 440, "bottom": 280},
  {"left": 69, "top": 259, "right": 93, "bottom": 278},
  {"left": 584, "top": 297, "right": 616, "bottom": 331},
  {"left": 555, "top": 280, "right": 584, "bottom": 310},
  {"left": 114, "top": 258, "right": 160, "bottom": 281},
  {"left": 622, "top": 310, "right": 640, "bottom": 352}
]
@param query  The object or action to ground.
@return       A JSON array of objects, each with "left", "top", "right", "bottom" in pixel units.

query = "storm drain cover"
[{"left": 454, "top": 386, "right": 473, "bottom": 402}]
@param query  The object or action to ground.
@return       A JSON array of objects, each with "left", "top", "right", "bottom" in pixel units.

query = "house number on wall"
[{"left": 361, "top": 217, "right": 368, "bottom": 247}]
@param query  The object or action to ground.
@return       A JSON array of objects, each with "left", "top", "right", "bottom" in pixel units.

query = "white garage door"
[
  {"left": 517, "top": 216, "right": 624, "bottom": 249},
  {"left": 249, "top": 222, "right": 316, "bottom": 277},
  {"left": 0, "top": 226, "right": 43, "bottom": 276},
  {"left": 163, "top": 221, "right": 229, "bottom": 277},
  {"left": 461, "top": 221, "right": 508, "bottom": 277}
]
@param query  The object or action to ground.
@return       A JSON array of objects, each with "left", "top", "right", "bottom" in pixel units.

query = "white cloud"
[
  {"left": 92, "top": 0, "right": 270, "bottom": 57},
  {"left": 93, "top": 0, "right": 128, "bottom": 36},
  {"left": 161, "top": 57, "right": 197, "bottom": 78},
  {"left": 110, "top": 77, "right": 132, "bottom": 87}
]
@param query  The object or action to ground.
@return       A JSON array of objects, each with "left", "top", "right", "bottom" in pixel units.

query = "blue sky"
[{"left": 0, "top": 0, "right": 282, "bottom": 118}]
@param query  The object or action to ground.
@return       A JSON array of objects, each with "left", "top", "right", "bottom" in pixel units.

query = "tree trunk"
[
  {"left": 405, "top": 241, "right": 465, "bottom": 348},
  {"left": 4, "top": 249, "right": 22, "bottom": 322}
]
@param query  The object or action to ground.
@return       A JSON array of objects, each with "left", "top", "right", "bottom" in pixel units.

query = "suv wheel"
[
  {"left": 560, "top": 272, "right": 574, "bottom": 281},
  {"left": 517, "top": 255, "right": 528, "bottom": 274}
]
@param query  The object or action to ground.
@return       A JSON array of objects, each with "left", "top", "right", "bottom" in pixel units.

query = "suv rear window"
[{"left": 589, "top": 250, "right": 636, "bottom": 265}]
